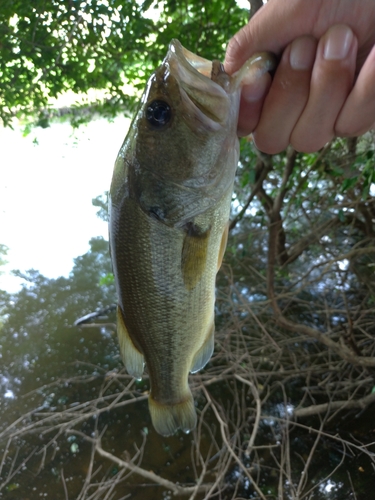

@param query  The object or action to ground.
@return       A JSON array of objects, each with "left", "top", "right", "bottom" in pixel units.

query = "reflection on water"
[
  {"left": 1, "top": 215, "right": 375, "bottom": 498},
  {"left": 0, "top": 117, "right": 130, "bottom": 293}
]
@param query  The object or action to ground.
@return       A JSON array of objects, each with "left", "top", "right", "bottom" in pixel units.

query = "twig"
[
  {"left": 230, "top": 155, "right": 273, "bottom": 231},
  {"left": 301, "top": 442, "right": 346, "bottom": 499},
  {"left": 202, "top": 386, "right": 268, "bottom": 500},
  {"left": 295, "top": 416, "right": 326, "bottom": 497},
  {"left": 95, "top": 441, "right": 211, "bottom": 496},
  {"left": 274, "top": 147, "right": 297, "bottom": 213},
  {"left": 294, "top": 391, "right": 375, "bottom": 418},
  {"left": 61, "top": 468, "right": 69, "bottom": 500},
  {"left": 266, "top": 200, "right": 375, "bottom": 367},
  {"left": 188, "top": 452, "right": 208, "bottom": 500},
  {"left": 0, "top": 438, "right": 11, "bottom": 479},
  {"left": 263, "top": 416, "right": 375, "bottom": 458},
  {"left": 0, "top": 446, "right": 38, "bottom": 493},
  {"left": 234, "top": 375, "right": 262, "bottom": 457}
]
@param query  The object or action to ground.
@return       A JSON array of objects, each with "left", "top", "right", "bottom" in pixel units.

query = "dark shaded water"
[{"left": 1, "top": 233, "right": 374, "bottom": 499}]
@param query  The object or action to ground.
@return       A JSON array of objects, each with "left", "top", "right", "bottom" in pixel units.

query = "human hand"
[{"left": 225, "top": 0, "right": 375, "bottom": 153}]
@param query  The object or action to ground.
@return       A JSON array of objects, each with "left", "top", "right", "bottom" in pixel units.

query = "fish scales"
[{"left": 109, "top": 40, "right": 275, "bottom": 436}]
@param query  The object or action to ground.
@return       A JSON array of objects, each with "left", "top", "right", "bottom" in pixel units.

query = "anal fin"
[
  {"left": 190, "top": 320, "right": 215, "bottom": 373},
  {"left": 116, "top": 306, "right": 144, "bottom": 380}
]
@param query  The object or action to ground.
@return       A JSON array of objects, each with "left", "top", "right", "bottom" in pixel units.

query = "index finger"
[{"left": 224, "top": 0, "right": 326, "bottom": 73}]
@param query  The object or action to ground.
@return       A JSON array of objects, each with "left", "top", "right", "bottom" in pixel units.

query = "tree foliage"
[{"left": 0, "top": 0, "right": 247, "bottom": 126}]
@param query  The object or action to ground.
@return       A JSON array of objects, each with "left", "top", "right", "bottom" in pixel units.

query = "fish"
[{"left": 109, "top": 40, "right": 275, "bottom": 437}]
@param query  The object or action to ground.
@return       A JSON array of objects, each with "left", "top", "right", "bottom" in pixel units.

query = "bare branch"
[
  {"left": 249, "top": 0, "right": 264, "bottom": 17},
  {"left": 95, "top": 441, "right": 212, "bottom": 496},
  {"left": 282, "top": 217, "right": 340, "bottom": 266},
  {"left": 274, "top": 147, "right": 297, "bottom": 213},
  {"left": 234, "top": 375, "right": 262, "bottom": 457},
  {"left": 294, "top": 391, "right": 375, "bottom": 418},
  {"left": 202, "top": 386, "right": 268, "bottom": 500},
  {"left": 229, "top": 154, "right": 273, "bottom": 231}
]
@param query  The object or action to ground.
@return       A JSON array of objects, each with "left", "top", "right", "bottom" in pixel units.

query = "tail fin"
[{"left": 148, "top": 392, "right": 197, "bottom": 437}]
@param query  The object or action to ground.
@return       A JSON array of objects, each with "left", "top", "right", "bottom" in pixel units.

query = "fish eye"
[{"left": 146, "top": 100, "right": 171, "bottom": 128}]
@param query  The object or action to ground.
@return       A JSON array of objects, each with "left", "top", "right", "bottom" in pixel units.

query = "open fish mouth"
[{"left": 164, "top": 39, "right": 231, "bottom": 128}]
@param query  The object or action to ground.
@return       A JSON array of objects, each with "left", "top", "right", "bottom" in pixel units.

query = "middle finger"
[{"left": 291, "top": 24, "right": 357, "bottom": 152}]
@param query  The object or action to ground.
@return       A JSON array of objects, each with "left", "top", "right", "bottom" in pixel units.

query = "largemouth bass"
[{"left": 109, "top": 40, "right": 275, "bottom": 436}]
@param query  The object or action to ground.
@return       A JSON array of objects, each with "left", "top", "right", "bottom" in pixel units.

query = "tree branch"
[
  {"left": 267, "top": 197, "right": 375, "bottom": 367},
  {"left": 294, "top": 391, "right": 375, "bottom": 418},
  {"left": 259, "top": 147, "right": 298, "bottom": 265},
  {"left": 229, "top": 154, "right": 273, "bottom": 231},
  {"left": 282, "top": 217, "right": 340, "bottom": 266},
  {"left": 249, "top": 0, "right": 264, "bottom": 17},
  {"left": 274, "top": 147, "right": 297, "bottom": 214}
]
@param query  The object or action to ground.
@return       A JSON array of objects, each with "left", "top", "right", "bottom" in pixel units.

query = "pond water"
[
  {"left": 1, "top": 234, "right": 374, "bottom": 499},
  {"left": 0, "top": 116, "right": 129, "bottom": 292}
]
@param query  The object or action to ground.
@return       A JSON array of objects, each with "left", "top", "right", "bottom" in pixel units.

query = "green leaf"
[
  {"left": 341, "top": 177, "right": 358, "bottom": 192},
  {"left": 6, "top": 484, "right": 20, "bottom": 492},
  {"left": 99, "top": 273, "right": 114, "bottom": 286},
  {"left": 338, "top": 209, "right": 345, "bottom": 223},
  {"left": 0, "top": 0, "right": 248, "bottom": 127}
]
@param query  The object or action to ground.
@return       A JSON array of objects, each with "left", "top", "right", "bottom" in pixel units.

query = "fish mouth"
[{"left": 164, "top": 39, "right": 230, "bottom": 129}]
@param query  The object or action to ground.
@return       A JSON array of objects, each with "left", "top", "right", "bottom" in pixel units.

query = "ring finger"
[{"left": 253, "top": 35, "right": 317, "bottom": 154}]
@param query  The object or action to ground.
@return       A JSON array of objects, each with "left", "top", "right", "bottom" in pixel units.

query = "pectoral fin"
[
  {"left": 190, "top": 320, "right": 215, "bottom": 373},
  {"left": 116, "top": 306, "right": 144, "bottom": 380},
  {"left": 217, "top": 222, "right": 229, "bottom": 270},
  {"left": 181, "top": 225, "right": 210, "bottom": 291}
]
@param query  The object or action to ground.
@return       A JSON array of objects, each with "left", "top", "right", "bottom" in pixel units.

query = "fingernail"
[
  {"left": 323, "top": 25, "right": 353, "bottom": 60},
  {"left": 290, "top": 36, "right": 317, "bottom": 70},
  {"left": 241, "top": 73, "right": 269, "bottom": 103}
]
